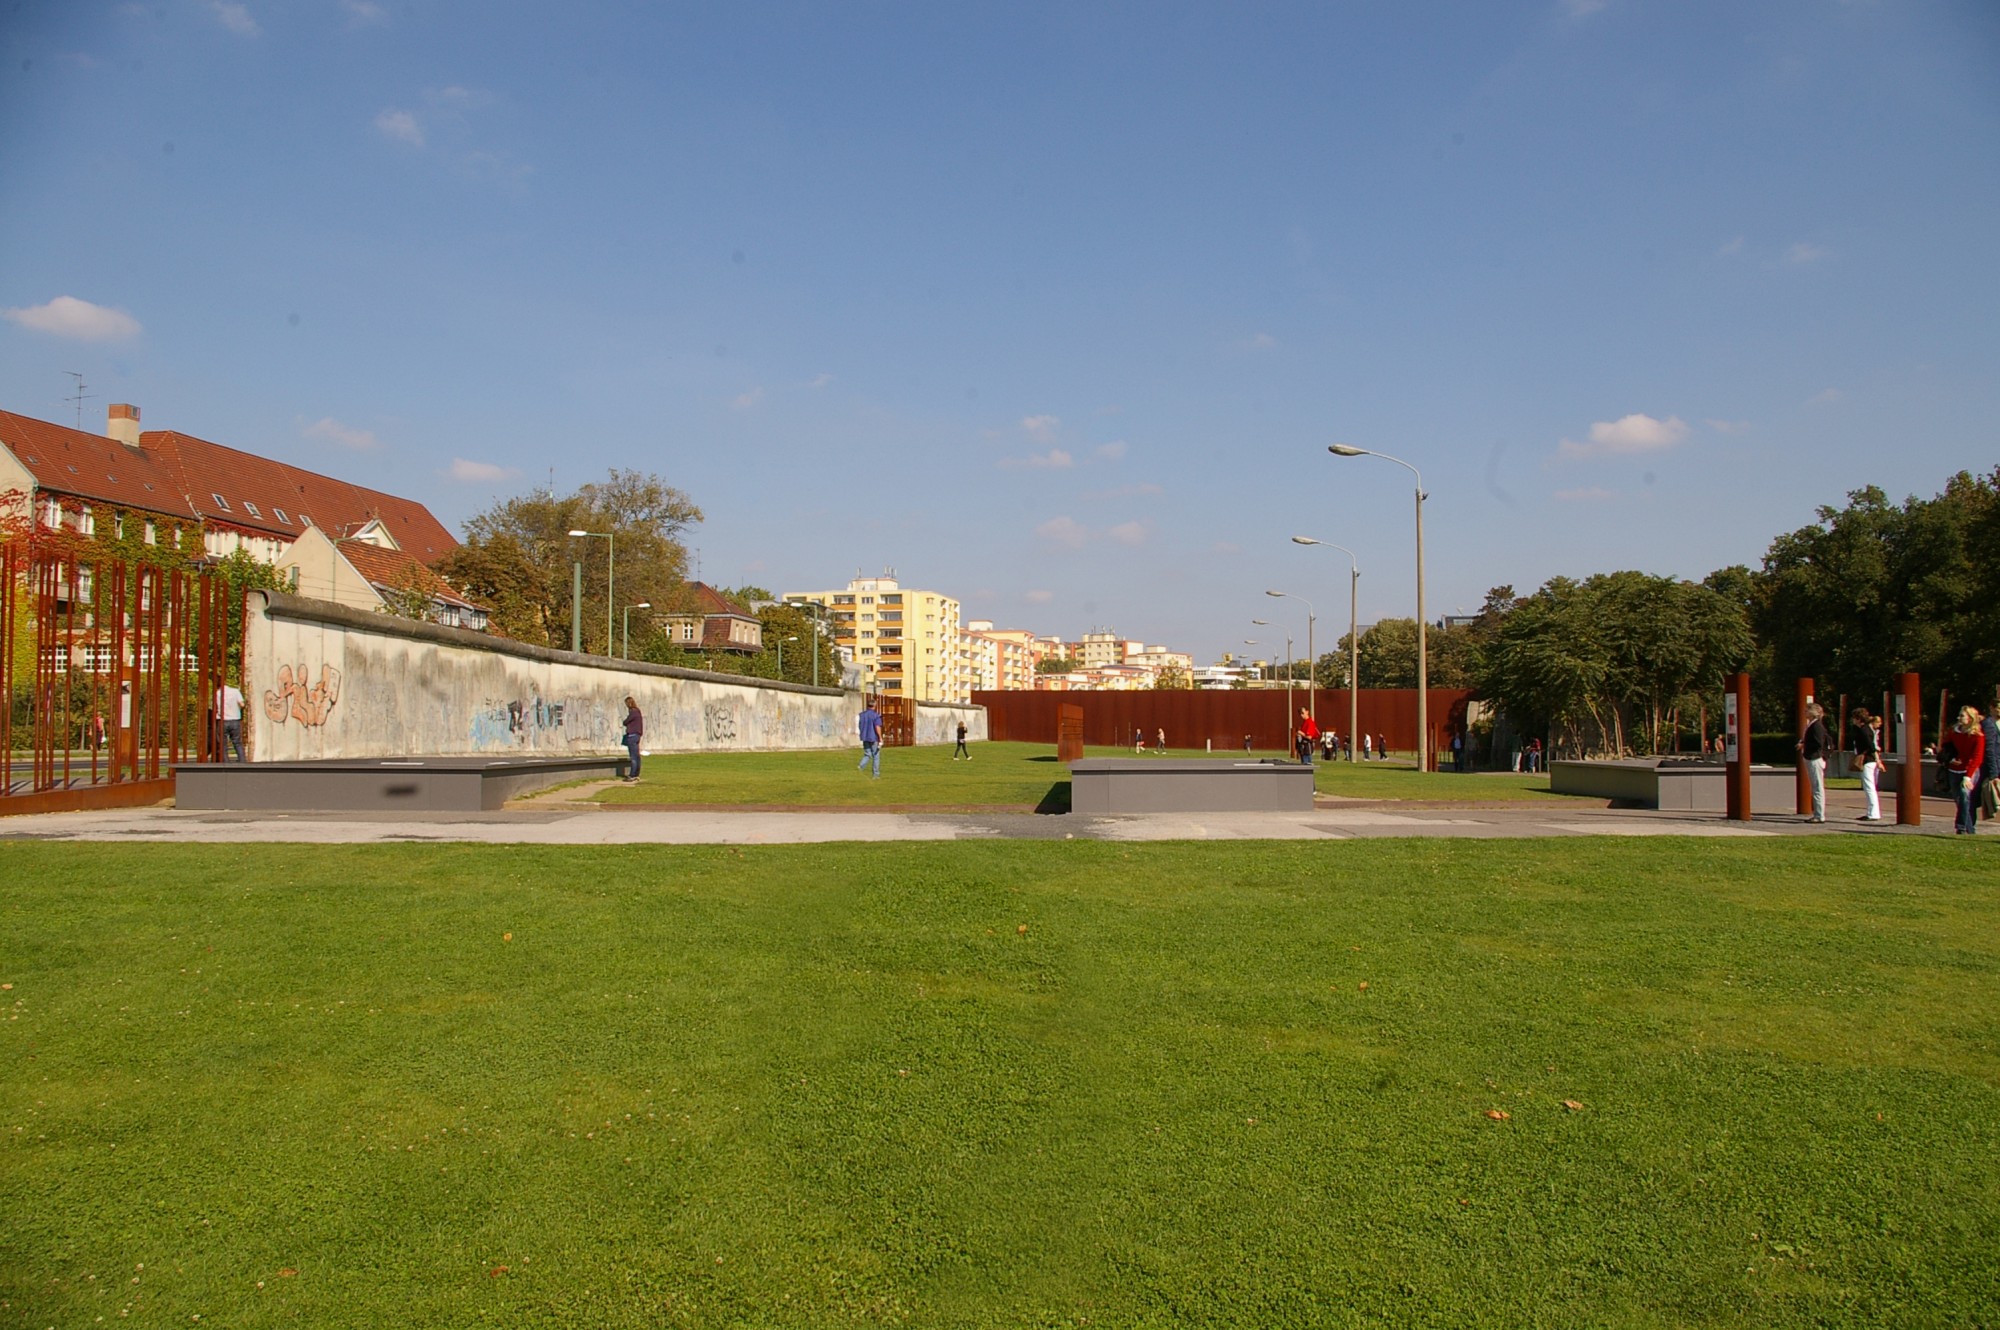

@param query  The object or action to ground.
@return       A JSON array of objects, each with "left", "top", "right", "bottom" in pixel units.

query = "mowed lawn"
[
  {"left": 4, "top": 839, "right": 1997, "bottom": 1328},
  {"left": 593, "top": 740, "right": 1569, "bottom": 808}
]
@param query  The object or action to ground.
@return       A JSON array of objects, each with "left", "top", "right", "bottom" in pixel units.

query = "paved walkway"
[{"left": 0, "top": 785, "right": 1977, "bottom": 844}]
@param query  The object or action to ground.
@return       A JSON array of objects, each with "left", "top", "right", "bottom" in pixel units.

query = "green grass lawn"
[
  {"left": 593, "top": 741, "right": 1566, "bottom": 809},
  {"left": 4, "top": 839, "right": 1997, "bottom": 1327}
]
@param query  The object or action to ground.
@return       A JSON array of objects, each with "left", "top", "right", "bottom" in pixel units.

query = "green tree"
[
  {"left": 751, "top": 602, "right": 840, "bottom": 685},
  {"left": 1151, "top": 663, "right": 1193, "bottom": 690},
  {"left": 441, "top": 471, "right": 703, "bottom": 654},
  {"left": 1356, "top": 618, "right": 1419, "bottom": 688}
]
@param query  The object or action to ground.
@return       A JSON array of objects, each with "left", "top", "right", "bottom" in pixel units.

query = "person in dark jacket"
[
  {"left": 1850, "top": 706, "right": 1882, "bottom": 822},
  {"left": 1980, "top": 709, "right": 2000, "bottom": 825},
  {"left": 1796, "top": 702, "right": 1830, "bottom": 823},
  {"left": 622, "top": 696, "right": 643, "bottom": 782}
]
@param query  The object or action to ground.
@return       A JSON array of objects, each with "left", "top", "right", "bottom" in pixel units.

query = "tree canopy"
[{"left": 437, "top": 470, "right": 702, "bottom": 652}]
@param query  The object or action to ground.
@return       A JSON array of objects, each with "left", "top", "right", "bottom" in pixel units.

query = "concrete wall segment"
[{"left": 244, "top": 590, "right": 892, "bottom": 760}]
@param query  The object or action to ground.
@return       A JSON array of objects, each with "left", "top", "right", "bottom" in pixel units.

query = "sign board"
[{"left": 1723, "top": 691, "right": 1739, "bottom": 763}]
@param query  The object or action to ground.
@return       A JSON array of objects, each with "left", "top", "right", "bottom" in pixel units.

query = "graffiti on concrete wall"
[
  {"left": 264, "top": 663, "right": 342, "bottom": 727},
  {"left": 704, "top": 701, "right": 737, "bottom": 743},
  {"left": 469, "top": 692, "right": 599, "bottom": 749}
]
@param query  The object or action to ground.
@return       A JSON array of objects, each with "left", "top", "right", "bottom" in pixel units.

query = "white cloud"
[
  {"left": 731, "top": 387, "right": 763, "bottom": 410},
  {"left": 1107, "top": 521, "right": 1147, "bottom": 546},
  {"left": 1785, "top": 241, "right": 1832, "bottom": 265},
  {"left": 806, "top": 372, "right": 834, "bottom": 389},
  {"left": 341, "top": 0, "right": 386, "bottom": 23},
  {"left": 1020, "top": 414, "right": 1060, "bottom": 442},
  {"left": 1717, "top": 235, "right": 1745, "bottom": 256},
  {"left": 1035, "top": 516, "right": 1088, "bottom": 550},
  {"left": 1555, "top": 486, "right": 1617, "bottom": 502},
  {"left": 1556, "top": 412, "right": 1689, "bottom": 459},
  {"left": 1024, "top": 589, "right": 1054, "bottom": 604},
  {"left": 374, "top": 108, "right": 423, "bottom": 147},
  {"left": 301, "top": 417, "right": 378, "bottom": 450},
  {"left": 1095, "top": 440, "right": 1128, "bottom": 461},
  {"left": 208, "top": 0, "right": 258, "bottom": 35},
  {"left": 1245, "top": 332, "right": 1278, "bottom": 351},
  {"left": 448, "top": 458, "right": 519, "bottom": 483},
  {"left": 1704, "top": 418, "right": 1751, "bottom": 433},
  {"left": 3, "top": 295, "right": 141, "bottom": 341},
  {"left": 1002, "top": 448, "right": 1073, "bottom": 470}
]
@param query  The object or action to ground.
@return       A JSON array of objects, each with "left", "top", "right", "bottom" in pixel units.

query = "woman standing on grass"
[
  {"left": 1940, "top": 707, "right": 1985, "bottom": 835},
  {"left": 622, "top": 696, "right": 644, "bottom": 783},
  {"left": 1850, "top": 706, "right": 1882, "bottom": 822}
]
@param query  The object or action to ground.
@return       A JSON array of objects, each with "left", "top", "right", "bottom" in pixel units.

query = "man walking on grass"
[
  {"left": 953, "top": 719, "right": 971, "bottom": 760},
  {"left": 858, "top": 698, "right": 884, "bottom": 779}
]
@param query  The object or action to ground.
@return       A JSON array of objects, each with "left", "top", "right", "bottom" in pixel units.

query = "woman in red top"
[{"left": 1942, "top": 706, "right": 1986, "bottom": 835}]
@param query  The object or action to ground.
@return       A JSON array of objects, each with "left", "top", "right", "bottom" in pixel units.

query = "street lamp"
[
  {"left": 1328, "top": 445, "right": 1428, "bottom": 772},
  {"left": 785, "top": 600, "right": 828, "bottom": 687},
  {"left": 568, "top": 529, "right": 614, "bottom": 657},
  {"left": 1251, "top": 617, "right": 1295, "bottom": 731},
  {"left": 1292, "top": 536, "right": 1360, "bottom": 763},
  {"left": 778, "top": 634, "right": 799, "bottom": 678},
  {"left": 621, "top": 601, "right": 651, "bottom": 659},
  {"left": 1266, "top": 589, "right": 1315, "bottom": 735}
]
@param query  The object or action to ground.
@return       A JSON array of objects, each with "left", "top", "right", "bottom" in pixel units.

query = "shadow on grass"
[
  {"left": 1028, "top": 754, "right": 1060, "bottom": 763},
  {"left": 1035, "top": 781, "right": 1072, "bottom": 814}
]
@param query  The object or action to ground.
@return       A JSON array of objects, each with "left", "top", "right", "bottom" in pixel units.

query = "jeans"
[
  {"left": 1954, "top": 775, "right": 1978, "bottom": 834},
  {"left": 1806, "top": 757, "right": 1826, "bottom": 821},
  {"left": 859, "top": 741, "right": 881, "bottom": 777},
  {"left": 1858, "top": 759, "right": 1880, "bottom": 819},
  {"left": 222, "top": 719, "right": 243, "bottom": 762},
  {"left": 623, "top": 734, "right": 642, "bottom": 780}
]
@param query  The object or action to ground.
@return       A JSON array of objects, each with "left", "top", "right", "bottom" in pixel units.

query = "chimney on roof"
[{"left": 107, "top": 403, "right": 141, "bottom": 449}]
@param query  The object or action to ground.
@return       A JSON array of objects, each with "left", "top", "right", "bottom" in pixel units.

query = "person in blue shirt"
[{"left": 858, "top": 700, "right": 883, "bottom": 778}]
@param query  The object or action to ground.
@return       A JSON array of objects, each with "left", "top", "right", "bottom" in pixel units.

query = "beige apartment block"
[
  {"left": 783, "top": 571, "right": 968, "bottom": 702},
  {"left": 964, "top": 621, "right": 1038, "bottom": 692}
]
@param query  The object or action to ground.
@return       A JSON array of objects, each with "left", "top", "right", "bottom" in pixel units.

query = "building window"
[
  {"left": 299, "top": 513, "right": 314, "bottom": 527},
  {"left": 274, "top": 508, "right": 290, "bottom": 524},
  {"left": 212, "top": 493, "right": 231, "bottom": 511},
  {"left": 243, "top": 501, "right": 263, "bottom": 519}
]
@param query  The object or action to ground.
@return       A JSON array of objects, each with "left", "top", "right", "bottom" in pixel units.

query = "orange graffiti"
[{"left": 263, "top": 663, "right": 342, "bottom": 727}]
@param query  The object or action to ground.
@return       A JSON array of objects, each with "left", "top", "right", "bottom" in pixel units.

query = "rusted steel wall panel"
[{"left": 975, "top": 688, "right": 1475, "bottom": 757}]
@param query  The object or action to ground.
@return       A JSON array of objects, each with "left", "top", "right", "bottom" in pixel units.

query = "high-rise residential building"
[
  {"left": 782, "top": 571, "right": 967, "bottom": 702},
  {"left": 964, "top": 621, "right": 1037, "bottom": 691}
]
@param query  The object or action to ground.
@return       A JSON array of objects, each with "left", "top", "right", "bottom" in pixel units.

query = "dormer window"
[
  {"left": 212, "top": 493, "right": 231, "bottom": 512},
  {"left": 299, "top": 513, "right": 314, "bottom": 527},
  {"left": 243, "top": 501, "right": 262, "bottom": 519},
  {"left": 274, "top": 508, "right": 290, "bottom": 524}
]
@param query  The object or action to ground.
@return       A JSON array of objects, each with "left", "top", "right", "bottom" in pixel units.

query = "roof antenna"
[{"left": 64, "top": 371, "right": 93, "bottom": 430}]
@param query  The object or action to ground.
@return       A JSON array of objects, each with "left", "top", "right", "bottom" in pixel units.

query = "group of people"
[
  {"left": 1290, "top": 710, "right": 1390, "bottom": 764},
  {"left": 1800, "top": 702, "right": 1997, "bottom": 834}
]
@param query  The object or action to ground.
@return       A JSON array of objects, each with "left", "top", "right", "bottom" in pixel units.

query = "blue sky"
[{"left": 3, "top": 1, "right": 1996, "bottom": 665}]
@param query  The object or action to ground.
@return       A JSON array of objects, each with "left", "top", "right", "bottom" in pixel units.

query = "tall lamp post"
[
  {"left": 568, "top": 529, "right": 614, "bottom": 657},
  {"left": 1251, "top": 618, "right": 1295, "bottom": 737},
  {"left": 785, "top": 600, "right": 828, "bottom": 687},
  {"left": 1327, "top": 445, "right": 1428, "bottom": 772},
  {"left": 1266, "top": 589, "right": 1315, "bottom": 734},
  {"left": 778, "top": 634, "right": 799, "bottom": 679},
  {"left": 621, "top": 601, "right": 651, "bottom": 659},
  {"left": 1291, "top": 537, "right": 1360, "bottom": 762}
]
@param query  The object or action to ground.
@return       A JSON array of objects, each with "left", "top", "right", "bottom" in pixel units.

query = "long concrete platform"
[{"left": 173, "top": 755, "right": 625, "bottom": 812}]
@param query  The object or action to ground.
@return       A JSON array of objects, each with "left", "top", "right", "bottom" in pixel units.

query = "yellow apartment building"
[{"left": 783, "top": 572, "right": 969, "bottom": 703}]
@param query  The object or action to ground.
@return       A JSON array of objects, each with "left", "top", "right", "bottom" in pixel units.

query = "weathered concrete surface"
[
  {"left": 1070, "top": 758, "right": 1317, "bottom": 813},
  {"left": 244, "top": 592, "right": 987, "bottom": 761}
]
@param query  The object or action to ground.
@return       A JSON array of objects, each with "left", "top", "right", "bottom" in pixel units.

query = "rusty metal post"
[
  {"left": 1725, "top": 672, "right": 1751, "bottom": 821},
  {"left": 1894, "top": 672, "right": 1921, "bottom": 826},
  {"left": 1795, "top": 677, "right": 1815, "bottom": 815}
]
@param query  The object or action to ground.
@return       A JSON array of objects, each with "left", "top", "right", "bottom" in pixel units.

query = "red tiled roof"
[
  {"left": 0, "top": 410, "right": 198, "bottom": 521},
  {"left": 688, "top": 581, "right": 754, "bottom": 618},
  {"left": 335, "top": 538, "right": 483, "bottom": 612},
  {"left": 144, "top": 430, "right": 458, "bottom": 559}
]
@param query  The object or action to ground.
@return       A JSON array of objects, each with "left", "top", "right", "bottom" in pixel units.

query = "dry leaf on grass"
[
  {"left": 1484, "top": 1109, "right": 1511, "bottom": 1121},
  {"left": 1562, "top": 1100, "right": 1585, "bottom": 1112}
]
